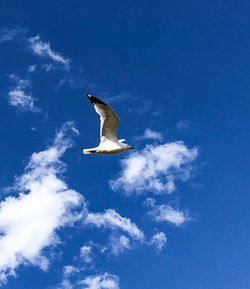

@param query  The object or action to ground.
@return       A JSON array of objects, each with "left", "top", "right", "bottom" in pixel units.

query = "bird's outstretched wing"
[{"left": 86, "top": 94, "right": 120, "bottom": 142}]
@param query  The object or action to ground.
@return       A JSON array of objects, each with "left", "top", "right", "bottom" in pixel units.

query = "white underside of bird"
[
  {"left": 83, "top": 94, "right": 134, "bottom": 155},
  {"left": 84, "top": 138, "right": 128, "bottom": 155}
]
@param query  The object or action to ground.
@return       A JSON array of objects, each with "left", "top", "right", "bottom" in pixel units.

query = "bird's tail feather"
[{"left": 83, "top": 148, "right": 97, "bottom": 154}]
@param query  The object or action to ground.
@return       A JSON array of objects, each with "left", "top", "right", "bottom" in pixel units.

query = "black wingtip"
[
  {"left": 86, "top": 94, "right": 92, "bottom": 102},
  {"left": 86, "top": 94, "right": 108, "bottom": 106}
]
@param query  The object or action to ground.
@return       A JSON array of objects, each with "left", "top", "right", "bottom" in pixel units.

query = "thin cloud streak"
[
  {"left": 85, "top": 209, "right": 145, "bottom": 242},
  {"left": 28, "top": 36, "right": 70, "bottom": 69}
]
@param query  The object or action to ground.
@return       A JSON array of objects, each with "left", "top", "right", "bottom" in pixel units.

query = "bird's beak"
[{"left": 130, "top": 146, "right": 135, "bottom": 149}]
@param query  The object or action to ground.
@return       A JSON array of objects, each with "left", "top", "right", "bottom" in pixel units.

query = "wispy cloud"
[
  {"left": 128, "top": 98, "right": 153, "bottom": 115},
  {"left": 109, "top": 235, "right": 131, "bottom": 256},
  {"left": 177, "top": 120, "right": 190, "bottom": 132},
  {"left": 7, "top": 74, "right": 41, "bottom": 112},
  {"left": 63, "top": 265, "right": 81, "bottom": 277},
  {"left": 28, "top": 36, "right": 70, "bottom": 69},
  {"left": 110, "top": 141, "right": 198, "bottom": 195},
  {"left": 0, "top": 122, "right": 85, "bottom": 283},
  {"left": 145, "top": 198, "right": 190, "bottom": 226},
  {"left": 58, "top": 265, "right": 85, "bottom": 289},
  {"left": 80, "top": 245, "right": 94, "bottom": 263},
  {"left": 0, "top": 27, "right": 25, "bottom": 43},
  {"left": 85, "top": 209, "right": 144, "bottom": 242},
  {"left": 80, "top": 273, "right": 120, "bottom": 289},
  {"left": 1, "top": 28, "right": 70, "bottom": 71},
  {"left": 141, "top": 128, "right": 163, "bottom": 141},
  {"left": 102, "top": 92, "right": 130, "bottom": 104},
  {"left": 150, "top": 232, "right": 167, "bottom": 251},
  {"left": 59, "top": 272, "right": 120, "bottom": 289},
  {"left": 27, "top": 64, "right": 36, "bottom": 72},
  {"left": 59, "top": 278, "right": 74, "bottom": 289}
]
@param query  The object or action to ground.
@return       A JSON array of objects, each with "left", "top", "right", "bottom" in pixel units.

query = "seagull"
[{"left": 83, "top": 94, "right": 135, "bottom": 155}]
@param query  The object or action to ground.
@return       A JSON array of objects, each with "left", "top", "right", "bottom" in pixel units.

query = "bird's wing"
[{"left": 86, "top": 94, "right": 120, "bottom": 142}]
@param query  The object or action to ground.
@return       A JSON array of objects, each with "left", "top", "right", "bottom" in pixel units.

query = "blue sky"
[{"left": 0, "top": 1, "right": 250, "bottom": 289}]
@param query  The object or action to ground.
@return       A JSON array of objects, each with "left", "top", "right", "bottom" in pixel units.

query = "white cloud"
[
  {"left": 0, "top": 122, "right": 85, "bottom": 283},
  {"left": 143, "top": 197, "right": 156, "bottom": 207},
  {"left": 145, "top": 198, "right": 190, "bottom": 226},
  {"left": 150, "top": 205, "right": 189, "bottom": 226},
  {"left": 85, "top": 209, "right": 144, "bottom": 242},
  {"left": 8, "top": 74, "right": 40, "bottom": 112},
  {"left": 80, "top": 245, "right": 93, "bottom": 263},
  {"left": 109, "top": 235, "right": 131, "bottom": 256},
  {"left": 58, "top": 265, "right": 85, "bottom": 289},
  {"left": 60, "top": 279, "right": 74, "bottom": 289},
  {"left": 80, "top": 273, "right": 119, "bottom": 289},
  {"left": 28, "top": 36, "right": 69, "bottom": 69},
  {"left": 141, "top": 129, "right": 163, "bottom": 141},
  {"left": 150, "top": 232, "right": 167, "bottom": 251},
  {"left": 8, "top": 90, "right": 39, "bottom": 112},
  {"left": 63, "top": 265, "right": 80, "bottom": 277},
  {"left": 110, "top": 141, "right": 198, "bottom": 195}
]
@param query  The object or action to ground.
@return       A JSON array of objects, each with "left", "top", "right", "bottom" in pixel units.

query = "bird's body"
[
  {"left": 83, "top": 94, "right": 134, "bottom": 155},
  {"left": 83, "top": 139, "right": 129, "bottom": 155}
]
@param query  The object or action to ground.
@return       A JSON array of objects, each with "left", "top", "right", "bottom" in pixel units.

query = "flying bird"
[{"left": 83, "top": 94, "right": 135, "bottom": 155}]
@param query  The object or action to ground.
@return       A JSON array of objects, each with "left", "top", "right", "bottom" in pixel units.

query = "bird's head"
[{"left": 126, "top": 144, "right": 135, "bottom": 150}]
